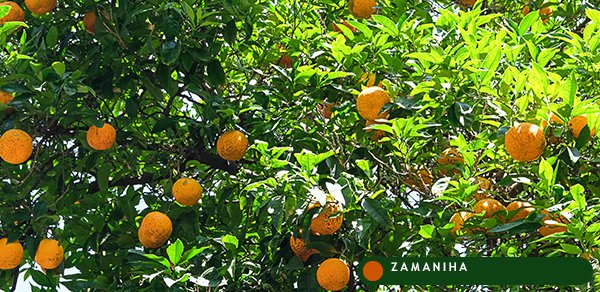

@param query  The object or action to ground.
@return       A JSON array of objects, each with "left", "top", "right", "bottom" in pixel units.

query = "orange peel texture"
[{"left": 0, "top": 129, "right": 33, "bottom": 164}]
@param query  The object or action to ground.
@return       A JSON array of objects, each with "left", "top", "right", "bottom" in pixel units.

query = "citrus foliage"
[{"left": 1, "top": 0, "right": 600, "bottom": 291}]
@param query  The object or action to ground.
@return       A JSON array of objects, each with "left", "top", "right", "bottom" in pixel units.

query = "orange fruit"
[
  {"left": 459, "top": 0, "right": 477, "bottom": 7},
  {"left": 523, "top": 5, "right": 552, "bottom": 24},
  {"left": 437, "top": 147, "right": 464, "bottom": 165},
  {"left": 316, "top": 258, "right": 350, "bottom": 291},
  {"left": 449, "top": 211, "right": 474, "bottom": 235},
  {"left": 569, "top": 115, "right": 596, "bottom": 138},
  {"left": 86, "top": 123, "right": 116, "bottom": 150},
  {"left": 0, "top": 238, "right": 24, "bottom": 270},
  {"left": 83, "top": 11, "right": 96, "bottom": 34},
  {"left": 138, "top": 211, "right": 173, "bottom": 249},
  {"left": 34, "top": 239, "right": 64, "bottom": 270},
  {"left": 289, "top": 229, "right": 319, "bottom": 262},
  {"left": 540, "top": 112, "right": 563, "bottom": 129},
  {"left": 308, "top": 198, "right": 344, "bottom": 236},
  {"left": 0, "top": 90, "right": 14, "bottom": 104},
  {"left": 24, "top": 0, "right": 56, "bottom": 14},
  {"left": 332, "top": 19, "right": 356, "bottom": 33},
  {"left": 216, "top": 130, "right": 249, "bottom": 161},
  {"left": 172, "top": 178, "right": 203, "bottom": 206},
  {"left": 406, "top": 168, "right": 433, "bottom": 189},
  {"left": 473, "top": 198, "right": 505, "bottom": 220},
  {"left": 473, "top": 177, "right": 491, "bottom": 201},
  {"left": 365, "top": 120, "right": 386, "bottom": 142},
  {"left": 504, "top": 123, "right": 545, "bottom": 162},
  {"left": 276, "top": 54, "right": 292, "bottom": 68},
  {"left": 538, "top": 210, "right": 569, "bottom": 237},
  {"left": 506, "top": 201, "right": 534, "bottom": 222},
  {"left": 0, "top": 1, "right": 25, "bottom": 24},
  {"left": 348, "top": 0, "right": 376, "bottom": 19},
  {"left": 317, "top": 102, "right": 334, "bottom": 119},
  {"left": 0, "top": 129, "right": 33, "bottom": 164},
  {"left": 356, "top": 86, "right": 390, "bottom": 121}
]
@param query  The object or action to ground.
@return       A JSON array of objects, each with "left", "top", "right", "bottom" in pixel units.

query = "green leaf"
[
  {"left": 538, "top": 159, "right": 553, "bottom": 186},
  {"left": 479, "top": 43, "right": 502, "bottom": 85},
  {"left": 97, "top": 163, "right": 111, "bottom": 194},
  {"left": 161, "top": 41, "right": 181, "bottom": 65},
  {"left": 560, "top": 243, "right": 582, "bottom": 255},
  {"left": 128, "top": 249, "right": 171, "bottom": 268},
  {"left": 222, "top": 235, "right": 238, "bottom": 251},
  {"left": 419, "top": 225, "right": 435, "bottom": 239},
  {"left": 52, "top": 62, "right": 66, "bottom": 76},
  {"left": 30, "top": 270, "right": 53, "bottom": 287},
  {"left": 167, "top": 239, "right": 184, "bottom": 266},
  {"left": 223, "top": 21, "right": 237, "bottom": 45},
  {"left": 586, "top": 9, "right": 600, "bottom": 22},
  {"left": 152, "top": 117, "right": 176, "bottom": 133},
  {"left": 180, "top": 246, "right": 208, "bottom": 265},
  {"left": 570, "top": 184, "right": 586, "bottom": 211},
  {"left": 46, "top": 26, "right": 58, "bottom": 48},
  {"left": 0, "top": 6, "right": 9, "bottom": 19},
  {"left": 372, "top": 15, "right": 398, "bottom": 36},
  {"left": 563, "top": 71, "right": 577, "bottom": 109},
  {"left": 294, "top": 149, "right": 334, "bottom": 172},
  {"left": 361, "top": 197, "right": 392, "bottom": 228},
  {"left": 518, "top": 11, "right": 538, "bottom": 35},
  {"left": 206, "top": 59, "right": 226, "bottom": 86}
]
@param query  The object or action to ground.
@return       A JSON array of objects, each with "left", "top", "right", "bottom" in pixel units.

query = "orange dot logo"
[{"left": 363, "top": 260, "right": 384, "bottom": 282}]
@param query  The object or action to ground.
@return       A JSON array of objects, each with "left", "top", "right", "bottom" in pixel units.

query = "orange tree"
[{"left": 1, "top": 0, "right": 600, "bottom": 291}]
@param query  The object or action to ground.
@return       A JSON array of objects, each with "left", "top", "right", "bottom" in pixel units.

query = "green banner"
[{"left": 358, "top": 257, "right": 593, "bottom": 285}]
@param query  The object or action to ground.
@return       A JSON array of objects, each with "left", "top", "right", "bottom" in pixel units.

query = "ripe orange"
[
  {"left": 0, "top": 90, "right": 14, "bottom": 104},
  {"left": 0, "top": 129, "right": 33, "bottom": 164},
  {"left": 332, "top": 19, "right": 356, "bottom": 33},
  {"left": 316, "top": 258, "right": 350, "bottom": 291},
  {"left": 504, "top": 123, "right": 545, "bottom": 162},
  {"left": 473, "top": 177, "right": 491, "bottom": 201},
  {"left": 506, "top": 201, "right": 534, "bottom": 222},
  {"left": 365, "top": 119, "right": 386, "bottom": 142},
  {"left": 449, "top": 211, "right": 474, "bottom": 235},
  {"left": 0, "top": 238, "right": 23, "bottom": 270},
  {"left": 276, "top": 54, "right": 292, "bottom": 68},
  {"left": 409, "top": 168, "right": 433, "bottom": 186},
  {"left": 522, "top": 5, "right": 552, "bottom": 24},
  {"left": 356, "top": 86, "right": 390, "bottom": 121},
  {"left": 0, "top": 1, "right": 25, "bottom": 24},
  {"left": 308, "top": 198, "right": 344, "bottom": 236},
  {"left": 437, "top": 147, "right": 463, "bottom": 165},
  {"left": 459, "top": 0, "right": 477, "bottom": 7},
  {"left": 86, "top": 123, "right": 116, "bottom": 150},
  {"left": 348, "top": 0, "right": 376, "bottom": 19},
  {"left": 34, "top": 239, "right": 64, "bottom": 270},
  {"left": 538, "top": 210, "right": 569, "bottom": 237},
  {"left": 172, "top": 178, "right": 203, "bottom": 206},
  {"left": 569, "top": 115, "right": 596, "bottom": 138},
  {"left": 216, "top": 130, "right": 249, "bottom": 161},
  {"left": 316, "top": 102, "right": 334, "bottom": 119},
  {"left": 138, "top": 211, "right": 172, "bottom": 249},
  {"left": 289, "top": 229, "right": 319, "bottom": 262},
  {"left": 83, "top": 11, "right": 96, "bottom": 34},
  {"left": 24, "top": 0, "right": 56, "bottom": 14},
  {"left": 473, "top": 198, "right": 505, "bottom": 220},
  {"left": 540, "top": 112, "right": 563, "bottom": 129}
]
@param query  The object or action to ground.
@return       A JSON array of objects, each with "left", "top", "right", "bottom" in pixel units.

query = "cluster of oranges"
[
  {"left": 290, "top": 196, "right": 351, "bottom": 291},
  {"left": 449, "top": 198, "right": 569, "bottom": 237},
  {"left": 0, "top": 237, "right": 64, "bottom": 272},
  {"left": 138, "top": 130, "right": 249, "bottom": 249},
  {"left": 2, "top": 87, "right": 252, "bottom": 267},
  {"left": 0, "top": 1, "right": 96, "bottom": 33}
]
